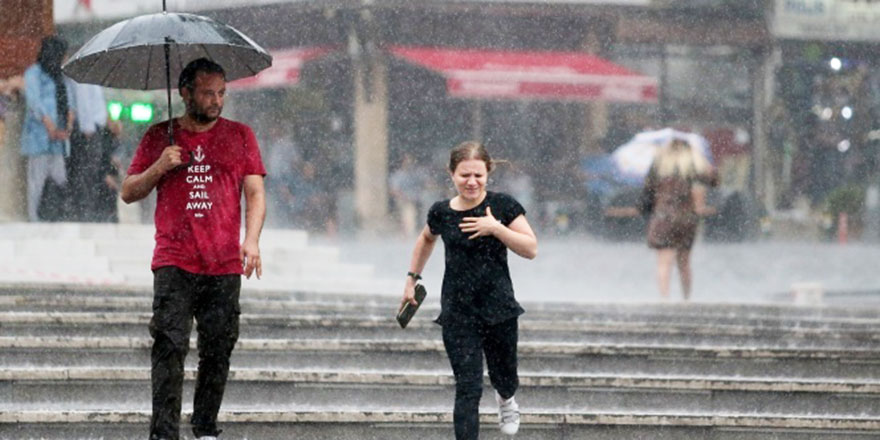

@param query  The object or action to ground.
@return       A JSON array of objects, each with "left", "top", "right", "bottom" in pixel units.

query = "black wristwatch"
[{"left": 407, "top": 271, "right": 422, "bottom": 281}]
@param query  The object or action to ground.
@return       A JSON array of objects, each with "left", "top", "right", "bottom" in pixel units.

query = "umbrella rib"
[
  {"left": 62, "top": 19, "right": 126, "bottom": 85},
  {"left": 110, "top": 14, "right": 145, "bottom": 50},
  {"left": 198, "top": 43, "right": 212, "bottom": 62},
  {"left": 189, "top": 43, "right": 213, "bottom": 69},
  {"left": 99, "top": 56, "right": 127, "bottom": 88},
  {"left": 72, "top": 55, "right": 102, "bottom": 86},
  {"left": 229, "top": 45, "right": 256, "bottom": 77},
  {"left": 144, "top": 44, "right": 156, "bottom": 90},
  {"left": 227, "top": 43, "right": 263, "bottom": 78},
  {"left": 178, "top": 44, "right": 188, "bottom": 74}
]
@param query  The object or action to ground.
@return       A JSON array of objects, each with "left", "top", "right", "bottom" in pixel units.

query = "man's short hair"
[{"left": 178, "top": 58, "right": 226, "bottom": 91}]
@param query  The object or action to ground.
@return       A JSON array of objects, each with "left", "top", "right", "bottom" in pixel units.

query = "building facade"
[
  {"left": 0, "top": 0, "right": 54, "bottom": 221},
  {"left": 768, "top": 0, "right": 880, "bottom": 225}
]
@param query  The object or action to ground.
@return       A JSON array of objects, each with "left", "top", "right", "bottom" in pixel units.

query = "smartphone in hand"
[{"left": 396, "top": 284, "right": 427, "bottom": 329}]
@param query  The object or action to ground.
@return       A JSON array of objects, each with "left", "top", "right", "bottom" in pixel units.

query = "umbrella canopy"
[
  {"left": 62, "top": 11, "right": 271, "bottom": 144},
  {"left": 610, "top": 128, "right": 713, "bottom": 184},
  {"left": 62, "top": 12, "right": 272, "bottom": 90}
]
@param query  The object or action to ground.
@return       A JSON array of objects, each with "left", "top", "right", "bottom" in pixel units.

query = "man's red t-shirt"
[{"left": 128, "top": 118, "right": 266, "bottom": 275}]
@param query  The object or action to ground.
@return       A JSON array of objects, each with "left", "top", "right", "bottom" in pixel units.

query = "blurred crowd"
[
  {"left": 2, "top": 36, "right": 127, "bottom": 224},
  {"left": 258, "top": 124, "right": 548, "bottom": 238}
]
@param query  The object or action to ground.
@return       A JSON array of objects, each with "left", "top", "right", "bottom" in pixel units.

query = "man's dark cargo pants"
[{"left": 149, "top": 266, "right": 241, "bottom": 440}]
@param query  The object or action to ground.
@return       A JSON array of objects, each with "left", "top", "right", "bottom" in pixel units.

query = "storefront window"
[{"left": 612, "top": 44, "right": 754, "bottom": 124}]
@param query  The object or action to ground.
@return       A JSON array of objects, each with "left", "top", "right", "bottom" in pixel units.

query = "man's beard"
[{"left": 187, "top": 101, "right": 222, "bottom": 124}]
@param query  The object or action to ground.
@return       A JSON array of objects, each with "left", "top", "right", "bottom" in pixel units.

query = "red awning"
[
  {"left": 228, "top": 47, "right": 332, "bottom": 90},
  {"left": 390, "top": 46, "right": 658, "bottom": 103}
]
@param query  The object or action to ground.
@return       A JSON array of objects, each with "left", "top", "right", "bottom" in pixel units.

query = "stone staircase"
[
  {"left": 0, "top": 222, "right": 397, "bottom": 294},
  {"left": 1, "top": 284, "right": 880, "bottom": 439}
]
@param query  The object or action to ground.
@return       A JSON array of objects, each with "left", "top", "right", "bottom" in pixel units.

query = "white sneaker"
[
  {"left": 197, "top": 437, "right": 218, "bottom": 440},
  {"left": 495, "top": 390, "right": 520, "bottom": 435}
]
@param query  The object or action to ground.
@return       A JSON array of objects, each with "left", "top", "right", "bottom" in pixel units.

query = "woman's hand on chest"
[{"left": 459, "top": 206, "right": 502, "bottom": 240}]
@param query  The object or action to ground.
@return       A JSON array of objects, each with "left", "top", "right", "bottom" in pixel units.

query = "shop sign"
[{"left": 773, "top": 0, "right": 880, "bottom": 42}]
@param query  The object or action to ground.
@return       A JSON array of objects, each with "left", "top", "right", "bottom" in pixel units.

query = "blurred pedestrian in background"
[
  {"left": 21, "top": 35, "right": 75, "bottom": 222},
  {"left": 66, "top": 79, "right": 123, "bottom": 222},
  {"left": 389, "top": 152, "right": 424, "bottom": 237},
  {"left": 262, "top": 123, "right": 299, "bottom": 228},
  {"left": 283, "top": 160, "right": 330, "bottom": 232},
  {"left": 640, "top": 138, "right": 717, "bottom": 301},
  {"left": 400, "top": 141, "right": 537, "bottom": 439},
  {"left": 0, "top": 75, "right": 24, "bottom": 121}
]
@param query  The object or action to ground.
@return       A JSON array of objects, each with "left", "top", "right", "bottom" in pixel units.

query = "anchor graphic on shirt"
[{"left": 193, "top": 145, "right": 206, "bottom": 163}]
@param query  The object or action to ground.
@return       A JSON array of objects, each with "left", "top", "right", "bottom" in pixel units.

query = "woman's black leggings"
[{"left": 442, "top": 317, "right": 519, "bottom": 440}]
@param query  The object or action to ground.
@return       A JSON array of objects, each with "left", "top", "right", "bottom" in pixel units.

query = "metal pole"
[
  {"left": 163, "top": 0, "right": 167, "bottom": 13},
  {"left": 659, "top": 45, "right": 669, "bottom": 125},
  {"left": 753, "top": 49, "right": 773, "bottom": 213},
  {"left": 164, "top": 39, "right": 173, "bottom": 145}
]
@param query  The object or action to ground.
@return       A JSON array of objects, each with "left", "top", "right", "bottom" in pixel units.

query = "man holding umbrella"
[
  {"left": 121, "top": 58, "right": 266, "bottom": 440},
  {"left": 62, "top": 8, "right": 272, "bottom": 438}
]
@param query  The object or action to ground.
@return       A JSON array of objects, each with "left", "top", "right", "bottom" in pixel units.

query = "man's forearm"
[
  {"left": 121, "top": 165, "right": 163, "bottom": 203},
  {"left": 244, "top": 187, "right": 266, "bottom": 243}
]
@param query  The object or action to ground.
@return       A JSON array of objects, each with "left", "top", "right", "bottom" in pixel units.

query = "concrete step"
[
  {"left": 1, "top": 409, "right": 878, "bottom": 440},
  {"left": 0, "top": 276, "right": 398, "bottom": 297},
  {"left": 3, "top": 368, "right": 879, "bottom": 416},
  {"left": 97, "top": 242, "right": 342, "bottom": 266},
  {"left": 261, "top": 260, "right": 375, "bottom": 279},
  {"left": 0, "top": 271, "right": 125, "bottom": 286},
  {"left": 107, "top": 260, "right": 153, "bottom": 278},
  {"left": 3, "top": 337, "right": 879, "bottom": 380},
  {"left": 4, "top": 337, "right": 877, "bottom": 362},
  {"left": 92, "top": 240, "right": 154, "bottom": 261},
  {"left": 0, "top": 241, "right": 12, "bottom": 259},
  {"left": 0, "top": 222, "right": 310, "bottom": 246},
  {"left": 4, "top": 283, "right": 880, "bottom": 321},
  {"left": 264, "top": 244, "right": 340, "bottom": 261},
  {"left": 0, "top": 256, "right": 111, "bottom": 273},
  {"left": 0, "top": 222, "right": 105, "bottom": 240},
  {"left": 116, "top": 262, "right": 378, "bottom": 285},
  {"left": 110, "top": 276, "right": 401, "bottom": 295},
  {"left": 255, "top": 228, "right": 310, "bottom": 249},
  {"left": 2, "top": 292, "right": 879, "bottom": 333},
  {"left": 93, "top": 244, "right": 380, "bottom": 291},
  {"left": 6, "top": 346, "right": 878, "bottom": 382},
  {"left": 0, "top": 223, "right": 399, "bottom": 295},
  {"left": 0, "top": 254, "right": 119, "bottom": 286},
  {"left": 2, "top": 239, "right": 98, "bottom": 257},
  {"left": 3, "top": 312, "right": 879, "bottom": 349}
]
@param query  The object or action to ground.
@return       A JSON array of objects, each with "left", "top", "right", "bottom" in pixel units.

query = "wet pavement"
[{"left": 325, "top": 233, "right": 880, "bottom": 305}]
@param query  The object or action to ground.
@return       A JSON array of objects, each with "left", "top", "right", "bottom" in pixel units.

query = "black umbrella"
[{"left": 62, "top": 2, "right": 272, "bottom": 144}]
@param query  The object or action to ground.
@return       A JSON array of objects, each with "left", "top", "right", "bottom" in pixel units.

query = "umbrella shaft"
[{"left": 164, "top": 42, "right": 173, "bottom": 145}]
